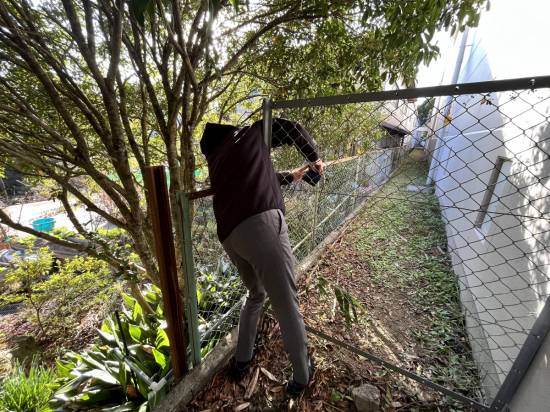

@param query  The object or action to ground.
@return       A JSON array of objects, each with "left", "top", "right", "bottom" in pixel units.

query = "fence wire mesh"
[
  {"left": 183, "top": 79, "right": 550, "bottom": 410},
  {"left": 186, "top": 146, "right": 406, "bottom": 354}
]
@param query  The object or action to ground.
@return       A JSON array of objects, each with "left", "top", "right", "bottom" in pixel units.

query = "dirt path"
[{"left": 191, "top": 156, "right": 481, "bottom": 411}]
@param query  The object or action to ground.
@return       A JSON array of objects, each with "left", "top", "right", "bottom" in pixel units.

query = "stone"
[
  {"left": 352, "top": 383, "right": 381, "bottom": 412},
  {"left": 10, "top": 335, "right": 39, "bottom": 364},
  {"left": 406, "top": 184, "right": 432, "bottom": 193}
]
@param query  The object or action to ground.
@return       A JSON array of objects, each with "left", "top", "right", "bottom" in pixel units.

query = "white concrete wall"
[
  {"left": 432, "top": 87, "right": 550, "bottom": 400},
  {"left": 424, "top": 1, "right": 550, "bottom": 406}
]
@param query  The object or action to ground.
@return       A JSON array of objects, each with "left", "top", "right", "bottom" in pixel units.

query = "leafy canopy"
[{"left": 0, "top": 0, "right": 487, "bottom": 283}]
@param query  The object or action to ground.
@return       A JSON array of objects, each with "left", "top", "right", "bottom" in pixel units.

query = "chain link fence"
[
  {"left": 179, "top": 76, "right": 550, "bottom": 410},
  {"left": 183, "top": 144, "right": 407, "bottom": 356}
]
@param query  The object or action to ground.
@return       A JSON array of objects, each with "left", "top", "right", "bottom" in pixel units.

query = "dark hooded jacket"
[{"left": 200, "top": 118, "right": 319, "bottom": 242}]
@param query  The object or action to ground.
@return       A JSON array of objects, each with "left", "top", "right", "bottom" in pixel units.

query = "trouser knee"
[{"left": 245, "top": 291, "right": 267, "bottom": 310}]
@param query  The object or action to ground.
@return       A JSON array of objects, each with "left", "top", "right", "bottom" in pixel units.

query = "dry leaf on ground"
[
  {"left": 244, "top": 367, "right": 259, "bottom": 400},
  {"left": 260, "top": 367, "right": 278, "bottom": 382},
  {"left": 234, "top": 402, "right": 250, "bottom": 411}
]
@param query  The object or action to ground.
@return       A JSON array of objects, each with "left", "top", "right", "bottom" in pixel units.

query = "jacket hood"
[{"left": 200, "top": 122, "right": 239, "bottom": 157}]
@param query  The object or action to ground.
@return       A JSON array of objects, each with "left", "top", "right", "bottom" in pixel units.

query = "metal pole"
[
  {"left": 489, "top": 296, "right": 550, "bottom": 411},
  {"left": 304, "top": 325, "right": 490, "bottom": 411},
  {"left": 262, "top": 97, "right": 272, "bottom": 148},
  {"left": 176, "top": 191, "right": 201, "bottom": 367},
  {"left": 310, "top": 184, "right": 321, "bottom": 253},
  {"left": 353, "top": 155, "right": 361, "bottom": 209},
  {"left": 143, "top": 166, "right": 188, "bottom": 380},
  {"left": 271, "top": 76, "right": 550, "bottom": 110}
]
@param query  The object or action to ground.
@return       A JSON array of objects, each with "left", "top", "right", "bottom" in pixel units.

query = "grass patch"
[{"left": 0, "top": 358, "right": 57, "bottom": 412}]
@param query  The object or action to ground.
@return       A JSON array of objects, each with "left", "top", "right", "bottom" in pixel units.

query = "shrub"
[
  {"left": 39, "top": 255, "right": 115, "bottom": 335},
  {"left": 0, "top": 358, "right": 58, "bottom": 412},
  {"left": 50, "top": 227, "right": 78, "bottom": 240},
  {"left": 1, "top": 248, "right": 118, "bottom": 346},
  {"left": 2, "top": 247, "right": 55, "bottom": 334}
]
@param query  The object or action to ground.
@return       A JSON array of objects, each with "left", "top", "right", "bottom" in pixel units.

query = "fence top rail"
[{"left": 271, "top": 75, "right": 550, "bottom": 109}]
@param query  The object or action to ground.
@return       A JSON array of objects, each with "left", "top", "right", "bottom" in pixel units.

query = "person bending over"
[{"left": 199, "top": 117, "right": 324, "bottom": 396}]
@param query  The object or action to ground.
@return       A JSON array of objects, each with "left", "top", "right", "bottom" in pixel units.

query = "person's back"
[
  {"left": 201, "top": 121, "right": 283, "bottom": 242},
  {"left": 200, "top": 118, "right": 320, "bottom": 241}
]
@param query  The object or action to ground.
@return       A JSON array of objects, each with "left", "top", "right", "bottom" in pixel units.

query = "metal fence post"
[
  {"left": 489, "top": 296, "right": 550, "bottom": 411},
  {"left": 262, "top": 97, "right": 272, "bottom": 148},
  {"left": 143, "top": 166, "right": 188, "bottom": 380},
  {"left": 176, "top": 191, "right": 201, "bottom": 368},
  {"left": 310, "top": 184, "right": 321, "bottom": 253},
  {"left": 353, "top": 155, "right": 362, "bottom": 209}
]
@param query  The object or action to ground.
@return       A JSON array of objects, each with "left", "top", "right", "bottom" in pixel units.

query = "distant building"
[{"left": 376, "top": 120, "right": 410, "bottom": 149}]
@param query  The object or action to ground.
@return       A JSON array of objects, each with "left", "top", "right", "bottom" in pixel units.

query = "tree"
[{"left": 0, "top": 0, "right": 487, "bottom": 289}]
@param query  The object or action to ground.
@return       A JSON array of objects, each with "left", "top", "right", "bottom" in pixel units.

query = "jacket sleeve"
[
  {"left": 271, "top": 118, "right": 320, "bottom": 162},
  {"left": 276, "top": 171, "right": 294, "bottom": 186}
]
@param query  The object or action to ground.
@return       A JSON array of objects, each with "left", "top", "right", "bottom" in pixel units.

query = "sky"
[{"left": 415, "top": 0, "right": 550, "bottom": 87}]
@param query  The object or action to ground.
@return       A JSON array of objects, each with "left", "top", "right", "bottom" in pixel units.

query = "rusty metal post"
[{"left": 143, "top": 166, "right": 188, "bottom": 380}]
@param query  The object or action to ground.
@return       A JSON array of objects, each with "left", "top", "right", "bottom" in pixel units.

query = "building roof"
[{"left": 380, "top": 120, "right": 410, "bottom": 136}]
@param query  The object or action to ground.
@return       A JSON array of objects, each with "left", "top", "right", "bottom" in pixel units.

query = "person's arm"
[
  {"left": 271, "top": 118, "right": 320, "bottom": 163},
  {"left": 276, "top": 171, "right": 294, "bottom": 186},
  {"left": 275, "top": 165, "right": 310, "bottom": 186}
]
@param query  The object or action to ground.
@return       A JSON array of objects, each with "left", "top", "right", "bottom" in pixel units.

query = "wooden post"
[{"left": 143, "top": 166, "right": 188, "bottom": 380}]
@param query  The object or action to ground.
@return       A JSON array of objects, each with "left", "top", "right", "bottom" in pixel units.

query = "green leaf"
[
  {"left": 132, "top": 299, "right": 143, "bottom": 322},
  {"left": 196, "top": 286, "right": 203, "bottom": 308},
  {"left": 101, "top": 318, "right": 116, "bottom": 334},
  {"left": 128, "top": 324, "right": 142, "bottom": 343},
  {"left": 80, "top": 353, "right": 107, "bottom": 372},
  {"left": 97, "top": 329, "right": 118, "bottom": 346},
  {"left": 135, "top": 373, "right": 151, "bottom": 398},
  {"left": 152, "top": 348, "right": 167, "bottom": 370},
  {"left": 155, "top": 328, "right": 169, "bottom": 349},
  {"left": 76, "top": 385, "right": 124, "bottom": 405},
  {"left": 82, "top": 369, "right": 119, "bottom": 385},
  {"left": 116, "top": 360, "right": 128, "bottom": 395},
  {"left": 56, "top": 359, "right": 75, "bottom": 378},
  {"left": 121, "top": 293, "right": 137, "bottom": 312}
]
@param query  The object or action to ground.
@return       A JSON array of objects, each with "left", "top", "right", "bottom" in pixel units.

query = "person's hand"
[
  {"left": 291, "top": 165, "right": 310, "bottom": 182},
  {"left": 310, "top": 159, "right": 325, "bottom": 175}
]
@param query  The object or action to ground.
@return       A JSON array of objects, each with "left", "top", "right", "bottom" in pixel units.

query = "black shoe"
[
  {"left": 228, "top": 351, "right": 255, "bottom": 381},
  {"left": 285, "top": 356, "right": 315, "bottom": 398}
]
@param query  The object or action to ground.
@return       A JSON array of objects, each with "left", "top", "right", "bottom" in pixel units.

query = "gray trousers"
[{"left": 222, "top": 209, "right": 309, "bottom": 384}]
